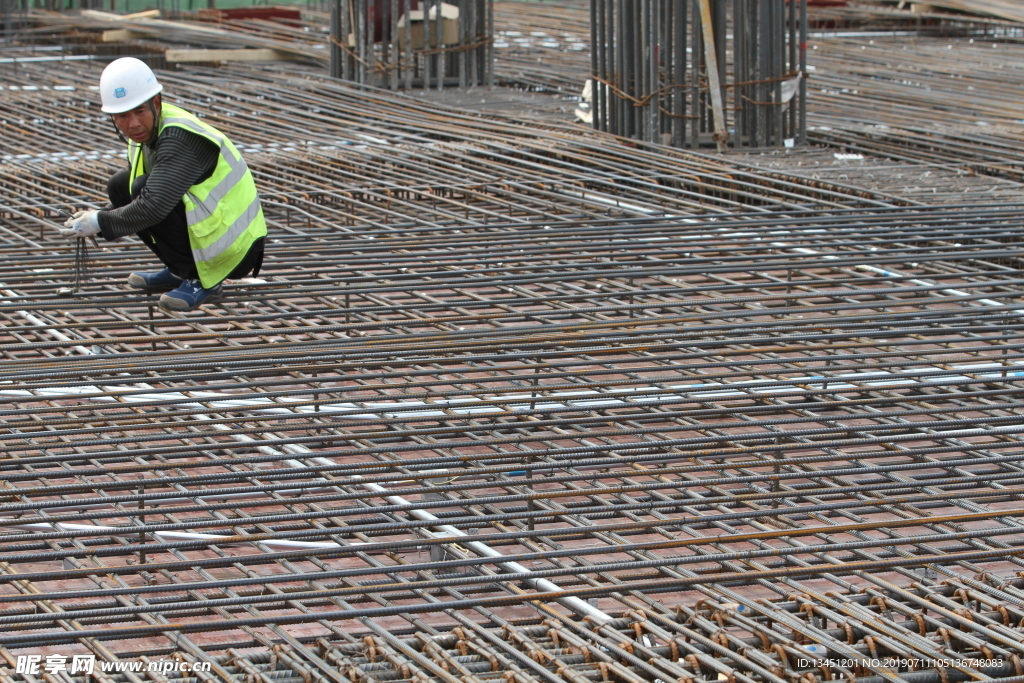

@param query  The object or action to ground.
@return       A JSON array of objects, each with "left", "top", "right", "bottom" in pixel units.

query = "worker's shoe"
[
  {"left": 159, "top": 279, "right": 222, "bottom": 311},
  {"left": 127, "top": 267, "right": 184, "bottom": 292}
]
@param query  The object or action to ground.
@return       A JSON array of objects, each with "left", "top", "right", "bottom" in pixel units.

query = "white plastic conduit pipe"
[
  {"left": 0, "top": 289, "right": 359, "bottom": 552},
  {"left": 769, "top": 241, "right": 1024, "bottom": 317},
  {"left": 237, "top": 433, "right": 613, "bottom": 623}
]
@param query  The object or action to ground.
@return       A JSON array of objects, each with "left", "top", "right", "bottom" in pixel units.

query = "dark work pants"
[{"left": 107, "top": 169, "right": 264, "bottom": 284}]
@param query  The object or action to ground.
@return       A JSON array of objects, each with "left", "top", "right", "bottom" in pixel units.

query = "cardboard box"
[{"left": 396, "top": 3, "right": 460, "bottom": 49}]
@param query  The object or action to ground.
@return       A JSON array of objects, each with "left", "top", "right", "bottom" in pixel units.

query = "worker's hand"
[{"left": 59, "top": 210, "right": 101, "bottom": 239}]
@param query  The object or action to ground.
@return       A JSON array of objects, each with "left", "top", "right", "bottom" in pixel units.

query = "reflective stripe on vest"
[
  {"left": 196, "top": 193, "right": 262, "bottom": 264},
  {"left": 128, "top": 103, "right": 266, "bottom": 288}
]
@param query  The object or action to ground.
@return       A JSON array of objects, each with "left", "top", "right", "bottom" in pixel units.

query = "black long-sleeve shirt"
[{"left": 98, "top": 126, "right": 219, "bottom": 240}]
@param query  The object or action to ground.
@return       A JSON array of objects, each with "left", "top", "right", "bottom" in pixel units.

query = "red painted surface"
[{"left": 199, "top": 7, "right": 303, "bottom": 25}]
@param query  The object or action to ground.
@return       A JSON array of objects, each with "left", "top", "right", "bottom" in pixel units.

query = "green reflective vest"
[{"left": 128, "top": 103, "right": 267, "bottom": 288}]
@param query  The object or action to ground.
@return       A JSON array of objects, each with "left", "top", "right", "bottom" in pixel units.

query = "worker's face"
[{"left": 111, "top": 95, "right": 161, "bottom": 144}]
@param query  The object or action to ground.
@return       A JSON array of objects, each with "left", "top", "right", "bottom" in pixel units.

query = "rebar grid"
[
  {"left": 3, "top": 195, "right": 1024, "bottom": 676},
  {"left": 2, "top": 46, "right": 1024, "bottom": 683},
  {"left": 0, "top": 62, "right": 905, "bottom": 235},
  {"left": 483, "top": 0, "right": 1024, "bottom": 190},
  {"left": 802, "top": 35, "right": 1024, "bottom": 178}
]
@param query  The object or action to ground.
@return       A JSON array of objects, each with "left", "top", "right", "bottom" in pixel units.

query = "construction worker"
[{"left": 60, "top": 57, "right": 266, "bottom": 311}]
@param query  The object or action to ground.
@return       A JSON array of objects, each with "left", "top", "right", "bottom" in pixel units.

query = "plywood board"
[{"left": 165, "top": 48, "right": 298, "bottom": 62}]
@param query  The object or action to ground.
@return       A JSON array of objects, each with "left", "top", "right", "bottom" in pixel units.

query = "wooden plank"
[
  {"left": 122, "top": 9, "right": 161, "bottom": 19},
  {"left": 46, "top": 11, "right": 328, "bottom": 63},
  {"left": 698, "top": 0, "right": 729, "bottom": 152},
  {"left": 890, "top": 0, "right": 1024, "bottom": 22},
  {"left": 165, "top": 48, "right": 298, "bottom": 63},
  {"left": 101, "top": 28, "right": 148, "bottom": 42},
  {"left": 81, "top": 9, "right": 160, "bottom": 21}
]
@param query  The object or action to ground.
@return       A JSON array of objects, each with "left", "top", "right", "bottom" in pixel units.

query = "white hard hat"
[{"left": 99, "top": 57, "right": 163, "bottom": 114}]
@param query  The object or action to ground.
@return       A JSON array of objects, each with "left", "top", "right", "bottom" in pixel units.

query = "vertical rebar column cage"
[
  {"left": 330, "top": 0, "right": 492, "bottom": 89},
  {"left": 2, "top": 0, "right": 20, "bottom": 42},
  {"left": 590, "top": 0, "right": 807, "bottom": 149}
]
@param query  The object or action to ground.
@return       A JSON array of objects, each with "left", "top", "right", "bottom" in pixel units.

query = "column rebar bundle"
[
  {"left": 590, "top": 0, "right": 807, "bottom": 149},
  {"left": 331, "top": 0, "right": 493, "bottom": 88}
]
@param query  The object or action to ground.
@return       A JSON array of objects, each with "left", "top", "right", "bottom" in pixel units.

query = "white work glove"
[{"left": 60, "top": 210, "right": 101, "bottom": 239}]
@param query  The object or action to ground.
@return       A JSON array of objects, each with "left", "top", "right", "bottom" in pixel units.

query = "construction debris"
[{"left": 31, "top": 8, "right": 330, "bottom": 63}]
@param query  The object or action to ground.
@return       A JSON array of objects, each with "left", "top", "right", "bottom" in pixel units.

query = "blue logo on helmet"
[{"left": 114, "top": 87, "right": 126, "bottom": 98}]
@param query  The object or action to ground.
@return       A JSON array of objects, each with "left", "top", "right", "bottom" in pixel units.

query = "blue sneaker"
[
  {"left": 127, "top": 267, "right": 184, "bottom": 291},
  {"left": 159, "top": 279, "right": 222, "bottom": 311}
]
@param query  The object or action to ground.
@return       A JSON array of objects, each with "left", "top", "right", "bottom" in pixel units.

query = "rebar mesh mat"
[{"left": 1, "top": 57, "right": 1024, "bottom": 683}]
